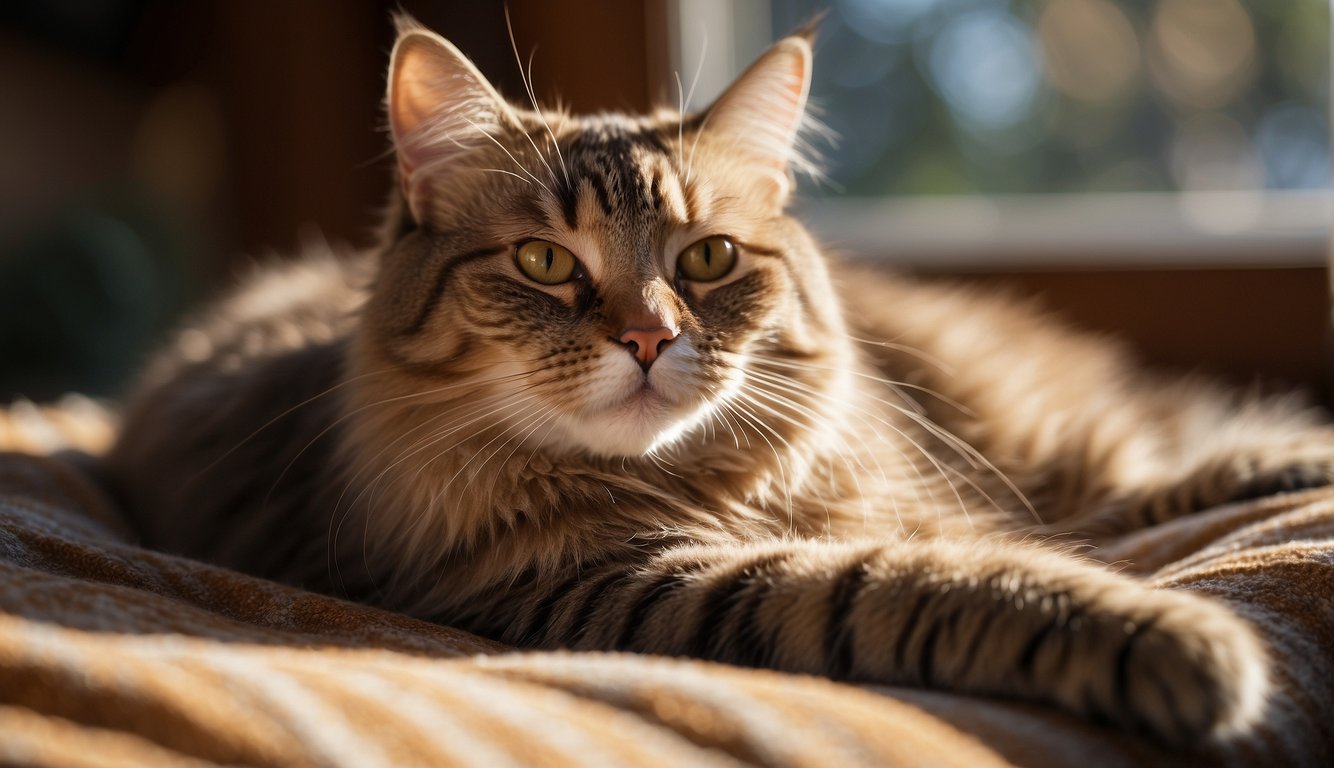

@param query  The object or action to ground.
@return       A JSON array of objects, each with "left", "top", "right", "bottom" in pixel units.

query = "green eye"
[
  {"left": 678, "top": 236, "right": 737, "bottom": 282},
  {"left": 516, "top": 240, "right": 578, "bottom": 285}
]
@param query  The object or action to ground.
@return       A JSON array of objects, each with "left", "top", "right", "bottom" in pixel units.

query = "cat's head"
[{"left": 353, "top": 18, "right": 849, "bottom": 460}]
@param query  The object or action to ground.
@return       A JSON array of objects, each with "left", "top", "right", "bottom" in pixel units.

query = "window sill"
[{"left": 797, "top": 191, "right": 1331, "bottom": 271}]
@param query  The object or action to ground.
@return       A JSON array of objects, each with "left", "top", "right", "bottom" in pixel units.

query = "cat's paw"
[
  {"left": 1076, "top": 589, "right": 1270, "bottom": 745},
  {"left": 890, "top": 555, "right": 1270, "bottom": 745}
]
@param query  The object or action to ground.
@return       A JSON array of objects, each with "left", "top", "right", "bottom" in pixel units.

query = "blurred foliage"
[{"left": 771, "top": 0, "right": 1331, "bottom": 197}]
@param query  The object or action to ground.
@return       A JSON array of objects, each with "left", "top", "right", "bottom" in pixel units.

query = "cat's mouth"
[
  {"left": 617, "top": 378, "right": 675, "bottom": 415},
  {"left": 529, "top": 350, "right": 719, "bottom": 457},
  {"left": 608, "top": 370, "right": 681, "bottom": 419}
]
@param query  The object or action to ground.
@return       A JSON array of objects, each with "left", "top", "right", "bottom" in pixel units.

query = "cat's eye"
[
  {"left": 516, "top": 240, "right": 578, "bottom": 285},
  {"left": 677, "top": 237, "right": 737, "bottom": 282}
]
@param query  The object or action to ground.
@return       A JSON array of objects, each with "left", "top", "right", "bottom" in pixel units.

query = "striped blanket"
[{"left": 2, "top": 431, "right": 1332, "bottom": 765}]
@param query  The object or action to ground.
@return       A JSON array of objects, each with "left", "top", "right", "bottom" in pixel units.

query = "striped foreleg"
[{"left": 500, "top": 539, "right": 1267, "bottom": 746}]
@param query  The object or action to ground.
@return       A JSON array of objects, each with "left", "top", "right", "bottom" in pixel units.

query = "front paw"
[{"left": 1066, "top": 589, "right": 1270, "bottom": 745}]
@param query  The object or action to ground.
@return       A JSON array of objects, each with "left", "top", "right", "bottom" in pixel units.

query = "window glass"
[{"left": 767, "top": 0, "right": 1330, "bottom": 197}]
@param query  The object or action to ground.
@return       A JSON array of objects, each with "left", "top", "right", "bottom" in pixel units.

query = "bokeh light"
[
  {"left": 1038, "top": 0, "right": 1140, "bottom": 105},
  {"left": 819, "top": 18, "right": 900, "bottom": 89},
  {"left": 835, "top": 0, "right": 943, "bottom": 45},
  {"left": 769, "top": 0, "right": 1329, "bottom": 197},
  {"left": 926, "top": 9, "right": 1043, "bottom": 132},
  {"left": 1255, "top": 104, "right": 1331, "bottom": 190},
  {"left": 1170, "top": 112, "right": 1263, "bottom": 191},
  {"left": 1150, "top": 0, "right": 1257, "bottom": 110}
]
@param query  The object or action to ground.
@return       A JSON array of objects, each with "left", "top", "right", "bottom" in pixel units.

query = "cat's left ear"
[
  {"left": 699, "top": 34, "right": 813, "bottom": 201},
  {"left": 387, "top": 17, "right": 518, "bottom": 221}
]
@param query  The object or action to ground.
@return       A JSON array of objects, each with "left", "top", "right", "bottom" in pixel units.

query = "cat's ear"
[
  {"left": 387, "top": 17, "right": 517, "bottom": 220},
  {"left": 699, "top": 34, "right": 813, "bottom": 200}
]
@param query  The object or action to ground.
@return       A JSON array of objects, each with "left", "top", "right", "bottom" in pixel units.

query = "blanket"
[{"left": 1, "top": 439, "right": 1332, "bottom": 765}]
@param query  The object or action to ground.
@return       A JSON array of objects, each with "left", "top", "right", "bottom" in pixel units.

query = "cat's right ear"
[{"left": 388, "top": 17, "right": 517, "bottom": 221}]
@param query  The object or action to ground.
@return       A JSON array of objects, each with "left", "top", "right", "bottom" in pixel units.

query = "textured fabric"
[{"left": 1, "top": 448, "right": 1332, "bottom": 767}]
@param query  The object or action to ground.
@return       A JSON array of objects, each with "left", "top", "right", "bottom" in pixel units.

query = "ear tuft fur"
[
  {"left": 391, "top": 11, "right": 426, "bottom": 37},
  {"left": 790, "top": 10, "right": 827, "bottom": 46}
]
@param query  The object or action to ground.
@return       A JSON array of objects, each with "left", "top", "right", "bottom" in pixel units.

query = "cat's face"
[{"left": 358, "top": 20, "right": 843, "bottom": 459}]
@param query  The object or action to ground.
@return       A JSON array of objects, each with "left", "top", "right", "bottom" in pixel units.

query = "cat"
[{"left": 103, "top": 16, "right": 1334, "bottom": 746}]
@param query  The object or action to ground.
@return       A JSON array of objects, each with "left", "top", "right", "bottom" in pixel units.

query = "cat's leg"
[
  {"left": 501, "top": 539, "right": 1267, "bottom": 745},
  {"left": 1058, "top": 420, "right": 1334, "bottom": 540},
  {"left": 1119, "top": 434, "right": 1334, "bottom": 527}
]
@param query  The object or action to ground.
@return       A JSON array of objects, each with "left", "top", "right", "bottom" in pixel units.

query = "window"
[{"left": 660, "top": 0, "right": 1331, "bottom": 268}]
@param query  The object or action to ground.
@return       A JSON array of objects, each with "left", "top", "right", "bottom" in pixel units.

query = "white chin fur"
[{"left": 537, "top": 343, "right": 734, "bottom": 458}]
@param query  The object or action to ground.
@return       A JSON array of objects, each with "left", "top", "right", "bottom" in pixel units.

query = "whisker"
[
  {"left": 360, "top": 393, "right": 546, "bottom": 562},
  {"left": 478, "top": 168, "right": 533, "bottom": 185},
  {"left": 739, "top": 365, "right": 977, "bottom": 528},
  {"left": 414, "top": 398, "right": 551, "bottom": 536},
  {"left": 355, "top": 386, "right": 548, "bottom": 520},
  {"left": 471, "top": 403, "right": 566, "bottom": 507},
  {"left": 741, "top": 379, "right": 890, "bottom": 492},
  {"left": 741, "top": 353, "right": 1031, "bottom": 520},
  {"left": 462, "top": 117, "right": 552, "bottom": 194},
  {"left": 739, "top": 375, "right": 909, "bottom": 532},
  {"left": 750, "top": 354, "right": 970, "bottom": 418},
  {"left": 191, "top": 366, "right": 396, "bottom": 484},
  {"left": 413, "top": 400, "right": 561, "bottom": 602},
  {"left": 325, "top": 368, "right": 548, "bottom": 561},
  {"left": 683, "top": 31, "right": 709, "bottom": 187},
  {"left": 841, "top": 333, "right": 954, "bottom": 376},
  {"left": 505, "top": 5, "right": 570, "bottom": 187},
  {"left": 328, "top": 405, "right": 458, "bottom": 586},
  {"left": 700, "top": 382, "right": 743, "bottom": 450},
  {"left": 515, "top": 406, "right": 565, "bottom": 480},
  {"left": 722, "top": 397, "right": 794, "bottom": 530},
  {"left": 266, "top": 367, "right": 544, "bottom": 511}
]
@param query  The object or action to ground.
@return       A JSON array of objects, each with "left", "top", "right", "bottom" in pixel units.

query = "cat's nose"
[{"left": 617, "top": 324, "right": 678, "bottom": 370}]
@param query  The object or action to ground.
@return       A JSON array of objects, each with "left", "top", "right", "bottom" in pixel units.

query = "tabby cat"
[{"left": 105, "top": 17, "right": 1334, "bottom": 746}]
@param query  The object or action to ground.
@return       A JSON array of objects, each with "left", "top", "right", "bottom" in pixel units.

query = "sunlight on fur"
[{"left": 102, "top": 14, "right": 1334, "bottom": 748}]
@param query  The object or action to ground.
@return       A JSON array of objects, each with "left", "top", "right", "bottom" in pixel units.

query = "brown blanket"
[{"left": 1, "top": 446, "right": 1331, "bottom": 767}]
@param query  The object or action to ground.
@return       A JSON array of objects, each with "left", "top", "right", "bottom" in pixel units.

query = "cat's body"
[{"left": 104, "top": 19, "right": 1333, "bottom": 747}]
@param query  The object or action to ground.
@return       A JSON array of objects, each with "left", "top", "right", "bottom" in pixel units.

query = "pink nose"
[{"left": 617, "top": 325, "right": 678, "bottom": 370}]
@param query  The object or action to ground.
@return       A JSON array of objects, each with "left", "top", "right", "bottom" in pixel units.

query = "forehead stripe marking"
[
  {"left": 556, "top": 175, "right": 579, "bottom": 230},
  {"left": 586, "top": 172, "right": 614, "bottom": 217},
  {"left": 649, "top": 171, "right": 663, "bottom": 212},
  {"left": 554, "top": 126, "right": 671, "bottom": 230}
]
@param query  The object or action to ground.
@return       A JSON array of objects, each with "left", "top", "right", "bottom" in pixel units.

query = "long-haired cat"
[{"left": 104, "top": 17, "right": 1334, "bottom": 746}]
